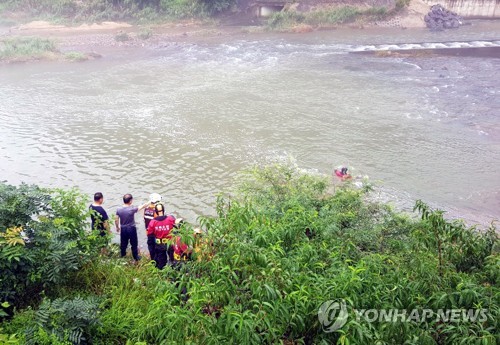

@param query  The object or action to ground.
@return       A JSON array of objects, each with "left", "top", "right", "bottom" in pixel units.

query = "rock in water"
[{"left": 425, "top": 4, "right": 462, "bottom": 31}]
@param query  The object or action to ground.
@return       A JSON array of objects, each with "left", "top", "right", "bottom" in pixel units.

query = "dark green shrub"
[
  {"left": 0, "top": 183, "right": 49, "bottom": 229},
  {"left": 197, "top": 0, "right": 236, "bottom": 14},
  {"left": 25, "top": 296, "right": 100, "bottom": 345},
  {"left": 267, "top": 11, "right": 306, "bottom": 30},
  {"left": 414, "top": 200, "right": 498, "bottom": 274},
  {"left": 0, "top": 183, "right": 101, "bottom": 309}
]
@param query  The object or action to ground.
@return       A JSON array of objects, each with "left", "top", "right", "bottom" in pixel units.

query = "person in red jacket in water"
[
  {"left": 147, "top": 202, "right": 176, "bottom": 269},
  {"left": 334, "top": 165, "right": 352, "bottom": 181}
]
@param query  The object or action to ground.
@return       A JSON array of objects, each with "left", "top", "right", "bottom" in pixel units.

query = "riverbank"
[{"left": 0, "top": 0, "right": 435, "bottom": 62}]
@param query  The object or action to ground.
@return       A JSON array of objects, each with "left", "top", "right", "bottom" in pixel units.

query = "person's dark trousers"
[
  {"left": 120, "top": 226, "right": 139, "bottom": 261},
  {"left": 155, "top": 244, "right": 168, "bottom": 269},
  {"left": 147, "top": 235, "right": 156, "bottom": 261},
  {"left": 167, "top": 245, "right": 175, "bottom": 265}
]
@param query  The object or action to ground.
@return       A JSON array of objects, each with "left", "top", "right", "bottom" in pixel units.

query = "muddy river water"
[{"left": 1, "top": 23, "right": 499, "bottom": 248}]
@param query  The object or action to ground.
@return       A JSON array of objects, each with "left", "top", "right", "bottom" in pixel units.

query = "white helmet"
[{"left": 149, "top": 193, "right": 162, "bottom": 204}]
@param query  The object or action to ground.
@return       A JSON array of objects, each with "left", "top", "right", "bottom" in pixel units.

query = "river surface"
[{"left": 1, "top": 23, "right": 499, "bottom": 249}]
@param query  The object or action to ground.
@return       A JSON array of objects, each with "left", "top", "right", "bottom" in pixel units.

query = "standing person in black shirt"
[
  {"left": 89, "top": 192, "right": 110, "bottom": 253},
  {"left": 89, "top": 192, "right": 109, "bottom": 236}
]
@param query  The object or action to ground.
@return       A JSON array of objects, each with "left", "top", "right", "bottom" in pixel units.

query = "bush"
[
  {"left": 0, "top": 37, "right": 57, "bottom": 61},
  {"left": 24, "top": 296, "right": 101, "bottom": 345},
  {"left": 197, "top": 0, "right": 235, "bottom": 15},
  {"left": 114, "top": 31, "right": 131, "bottom": 41},
  {"left": 364, "top": 6, "right": 389, "bottom": 20},
  {"left": 306, "top": 6, "right": 361, "bottom": 25},
  {"left": 267, "top": 10, "right": 306, "bottom": 30},
  {"left": 64, "top": 52, "right": 88, "bottom": 61},
  {"left": 267, "top": 7, "right": 363, "bottom": 31},
  {"left": 137, "top": 27, "right": 153, "bottom": 39},
  {"left": 160, "top": 0, "right": 206, "bottom": 19},
  {"left": 0, "top": 183, "right": 101, "bottom": 310},
  {"left": 266, "top": 4, "right": 414, "bottom": 31}
]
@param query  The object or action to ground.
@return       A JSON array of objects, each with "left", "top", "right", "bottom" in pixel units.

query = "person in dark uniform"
[
  {"left": 144, "top": 193, "right": 162, "bottom": 260},
  {"left": 147, "top": 203, "right": 176, "bottom": 269}
]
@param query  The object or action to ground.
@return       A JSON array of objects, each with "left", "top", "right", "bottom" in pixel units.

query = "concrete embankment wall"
[{"left": 423, "top": 0, "right": 500, "bottom": 18}]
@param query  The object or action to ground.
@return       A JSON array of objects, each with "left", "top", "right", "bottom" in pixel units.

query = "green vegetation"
[
  {"left": 267, "top": 3, "right": 410, "bottom": 31},
  {"left": 115, "top": 31, "right": 131, "bottom": 42},
  {"left": 0, "top": 165, "right": 498, "bottom": 344},
  {"left": 267, "top": 10, "right": 306, "bottom": 31},
  {"left": 306, "top": 6, "right": 362, "bottom": 26},
  {"left": 0, "top": 0, "right": 237, "bottom": 24},
  {"left": 396, "top": 0, "right": 412, "bottom": 10},
  {"left": 0, "top": 36, "right": 57, "bottom": 62},
  {"left": 267, "top": 7, "right": 362, "bottom": 31},
  {"left": 0, "top": 37, "right": 96, "bottom": 63},
  {"left": 137, "top": 27, "right": 153, "bottom": 40},
  {"left": 0, "top": 0, "right": 411, "bottom": 28},
  {"left": 64, "top": 52, "right": 88, "bottom": 61}
]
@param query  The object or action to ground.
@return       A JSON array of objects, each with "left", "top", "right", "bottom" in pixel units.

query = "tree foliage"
[
  {"left": 1, "top": 0, "right": 237, "bottom": 22},
  {"left": 0, "top": 183, "right": 101, "bottom": 312}
]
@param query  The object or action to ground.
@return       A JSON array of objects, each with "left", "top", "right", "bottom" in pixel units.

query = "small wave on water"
[{"left": 348, "top": 39, "right": 500, "bottom": 52}]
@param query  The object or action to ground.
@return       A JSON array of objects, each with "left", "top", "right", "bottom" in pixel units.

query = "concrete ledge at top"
[{"left": 422, "top": 0, "right": 500, "bottom": 18}]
